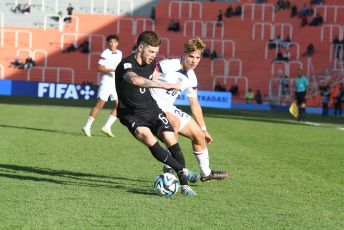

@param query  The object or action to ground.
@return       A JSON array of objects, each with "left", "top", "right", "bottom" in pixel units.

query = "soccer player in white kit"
[
  {"left": 150, "top": 37, "right": 229, "bottom": 182},
  {"left": 82, "top": 35, "right": 122, "bottom": 137}
]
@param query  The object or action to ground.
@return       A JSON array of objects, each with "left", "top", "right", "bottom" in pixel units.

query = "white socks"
[
  {"left": 84, "top": 116, "right": 95, "bottom": 129},
  {"left": 103, "top": 115, "right": 117, "bottom": 130},
  {"left": 193, "top": 148, "right": 211, "bottom": 177}
]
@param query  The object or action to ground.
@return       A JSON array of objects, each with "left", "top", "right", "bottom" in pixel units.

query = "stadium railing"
[
  {"left": 16, "top": 48, "right": 48, "bottom": 66},
  {"left": 43, "top": 14, "right": 62, "bottom": 31},
  {"left": 320, "top": 24, "right": 343, "bottom": 42},
  {"left": 27, "top": 66, "right": 75, "bottom": 83},
  {"left": 183, "top": 20, "right": 204, "bottom": 37},
  {"left": 60, "top": 33, "right": 105, "bottom": 52},
  {"left": 0, "top": 29, "right": 32, "bottom": 48},
  {"left": 168, "top": 1, "right": 202, "bottom": 19},
  {"left": 273, "top": 23, "right": 293, "bottom": 41},
  {"left": 117, "top": 18, "right": 154, "bottom": 35},
  {"left": 241, "top": 3, "right": 275, "bottom": 22},
  {"left": 213, "top": 75, "right": 248, "bottom": 95},
  {"left": 0, "top": 12, "right": 3, "bottom": 28},
  {"left": 329, "top": 44, "right": 343, "bottom": 62},
  {"left": 314, "top": 5, "right": 344, "bottom": 23},
  {"left": 160, "top": 37, "right": 170, "bottom": 56},
  {"left": 211, "top": 58, "right": 242, "bottom": 77},
  {"left": 204, "top": 21, "right": 224, "bottom": 38},
  {"left": 87, "top": 52, "right": 101, "bottom": 70},
  {"left": 265, "top": 41, "right": 300, "bottom": 60},
  {"left": 0, "top": 64, "right": 4, "bottom": 79},
  {"left": 252, "top": 22, "right": 273, "bottom": 40},
  {"left": 204, "top": 39, "right": 235, "bottom": 58}
]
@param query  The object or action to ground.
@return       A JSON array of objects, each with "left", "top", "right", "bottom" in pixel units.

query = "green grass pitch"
[{"left": 0, "top": 96, "right": 343, "bottom": 229}]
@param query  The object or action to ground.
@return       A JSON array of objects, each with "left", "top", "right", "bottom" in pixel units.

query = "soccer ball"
[{"left": 154, "top": 173, "right": 179, "bottom": 197}]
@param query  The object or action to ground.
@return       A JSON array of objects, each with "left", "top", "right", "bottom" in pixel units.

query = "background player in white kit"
[
  {"left": 82, "top": 35, "right": 122, "bottom": 137},
  {"left": 150, "top": 37, "right": 229, "bottom": 182}
]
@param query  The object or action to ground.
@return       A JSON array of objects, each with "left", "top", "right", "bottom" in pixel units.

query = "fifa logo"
[{"left": 38, "top": 83, "right": 96, "bottom": 100}]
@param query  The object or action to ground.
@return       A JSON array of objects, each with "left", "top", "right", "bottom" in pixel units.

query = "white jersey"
[
  {"left": 98, "top": 48, "right": 122, "bottom": 78},
  {"left": 150, "top": 59, "right": 198, "bottom": 107},
  {"left": 97, "top": 48, "right": 122, "bottom": 101}
]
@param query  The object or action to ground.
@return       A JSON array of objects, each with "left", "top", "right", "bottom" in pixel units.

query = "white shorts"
[
  {"left": 97, "top": 75, "right": 118, "bottom": 101},
  {"left": 161, "top": 104, "right": 191, "bottom": 131}
]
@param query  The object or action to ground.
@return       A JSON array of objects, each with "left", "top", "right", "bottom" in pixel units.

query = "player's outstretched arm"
[
  {"left": 188, "top": 97, "right": 213, "bottom": 145},
  {"left": 124, "top": 71, "right": 181, "bottom": 90},
  {"left": 97, "top": 64, "right": 115, "bottom": 73}
]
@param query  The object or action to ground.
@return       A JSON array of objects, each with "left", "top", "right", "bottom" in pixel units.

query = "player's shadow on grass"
[
  {"left": 0, "top": 124, "right": 81, "bottom": 136},
  {"left": 0, "top": 164, "right": 152, "bottom": 195}
]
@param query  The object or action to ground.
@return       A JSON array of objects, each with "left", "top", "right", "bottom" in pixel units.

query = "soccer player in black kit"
[{"left": 115, "top": 31, "right": 199, "bottom": 196}]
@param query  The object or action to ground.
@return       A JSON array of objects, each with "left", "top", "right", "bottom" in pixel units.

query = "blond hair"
[{"left": 183, "top": 37, "right": 206, "bottom": 55}]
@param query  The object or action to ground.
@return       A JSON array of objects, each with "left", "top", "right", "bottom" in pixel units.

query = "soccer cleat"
[
  {"left": 101, "top": 127, "right": 115, "bottom": 137},
  {"left": 181, "top": 186, "right": 197, "bottom": 196},
  {"left": 163, "top": 165, "right": 175, "bottom": 174},
  {"left": 82, "top": 127, "right": 92, "bottom": 137},
  {"left": 187, "top": 170, "right": 200, "bottom": 183},
  {"left": 201, "top": 170, "right": 229, "bottom": 183}
]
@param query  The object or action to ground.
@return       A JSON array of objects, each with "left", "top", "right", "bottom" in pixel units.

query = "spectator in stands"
[
  {"left": 282, "top": 35, "right": 292, "bottom": 48},
  {"left": 320, "top": 85, "right": 331, "bottom": 116},
  {"left": 217, "top": 10, "right": 223, "bottom": 27},
  {"left": 225, "top": 5, "right": 233, "bottom": 17},
  {"left": 290, "top": 3, "right": 298, "bottom": 17},
  {"left": 285, "top": 0, "right": 291, "bottom": 9},
  {"left": 302, "top": 42, "right": 314, "bottom": 57},
  {"left": 22, "top": 2, "right": 30, "bottom": 14},
  {"left": 333, "top": 84, "right": 344, "bottom": 116},
  {"left": 229, "top": 84, "right": 239, "bottom": 96},
  {"left": 307, "top": 5, "right": 314, "bottom": 16},
  {"left": 150, "top": 7, "right": 155, "bottom": 22},
  {"left": 167, "top": 20, "right": 175, "bottom": 31},
  {"left": 272, "top": 48, "right": 283, "bottom": 62},
  {"left": 24, "top": 57, "right": 35, "bottom": 69},
  {"left": 263, "top": 94, "right": 270, "bottom": 105},
  {"left": 274, "top": 0, "right": 286, "bottom": 12},
  {"left": 309, "top": 13, "right": 323, "bottom": 26},
  {"left": 214, "top": 81, "right": 222, "bottom": 91},
  {"left": 299, "top": 4, "right": 308, "bottom": 17},
  {"left": 233, "top": 4, "right": 242, "bottom": 16},
  {"left": 10, "top": 57, "right": 22, "bottom": 69},
  {"left": 62, "top": 42, "right": 76, "bottom": 53},
  {"left": 283, "top": 49, "right": 291, "bottom": 61},
  {"left": 203, "top": 47, "right": 210, "bottom": 58},
  {"left": 333, "top": 36, "right": 342, "bottom": 59},
  {"left": 299, "top": 15, "right": 308, "bottom": 27},
  {"left": 65, "top": 3, "right": 74, "bottom": 23},
  {"left": 269, "top": 35, "right": 282, "bottom": 49},
  {"left": 256, "top": 0, "right": 268, "bottom": 4},
  {"left": 311, "top": 0, "right": 323, "bottom": 5},
  {"left": 281, "top": 75, "right": 289, "bottom": 95},
  {"left": 254, "top": 90, "right": 262, "bottom": 104},
  {"left": 77, "top": 40, "right": 90, "bottom": 54},
  {"left": 51, "top": 11, "right": 62, "bottom": 21},
  {"left": 13, "top": 4, "right": 21, "bottom": 13},
  {"left": 174, "top": 20, "right": 180, "bottom": 32},
  {"left": 245, "top": 89, "right": 254, "bottom": 104},
  {"left": 211, "top": 50, "right": 218, "bottom": 60}
]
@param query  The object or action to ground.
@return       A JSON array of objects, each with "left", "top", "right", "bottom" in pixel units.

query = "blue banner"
[{"left": 175, "top": 90, "right": 231, "bottom": 109}]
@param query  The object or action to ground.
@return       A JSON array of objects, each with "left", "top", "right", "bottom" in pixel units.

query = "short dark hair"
[
  {"left": 136, "top": 31, "right": 161, "bottom": 48},
  {"left": 107, "top": 34, "right": 119, "bottom": 42}
]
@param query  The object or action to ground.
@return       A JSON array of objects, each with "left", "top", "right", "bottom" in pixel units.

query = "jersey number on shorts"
[
  {"left": 158, "top": 113, "right": 168, "bottom": 124},
  {"left": 174, "top": 109, "right": 185, "bottom": 117}
]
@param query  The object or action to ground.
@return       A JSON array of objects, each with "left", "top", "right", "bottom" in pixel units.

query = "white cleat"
[
  {"left": 82, "top": 127, "right": 92, "bottom": 137},
  {"left": 101, "top": 127, "right": 115, "bottom": 138}
]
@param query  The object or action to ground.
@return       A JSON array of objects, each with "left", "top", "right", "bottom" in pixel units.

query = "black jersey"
[{"left": 115, "top": 54, "right": 159, "bottom": 116}]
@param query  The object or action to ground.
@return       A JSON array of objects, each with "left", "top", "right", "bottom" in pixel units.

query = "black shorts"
[
  {"left": 119, "top": 108, "right": 174, "bottom": 139},
  {"left": 296, "top": 91, "right": 306, "bottom": 105}
]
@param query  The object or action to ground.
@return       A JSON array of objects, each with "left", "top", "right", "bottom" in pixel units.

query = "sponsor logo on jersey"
[{"left": 124, "top": 63, "right": 132, "bottom": 69}]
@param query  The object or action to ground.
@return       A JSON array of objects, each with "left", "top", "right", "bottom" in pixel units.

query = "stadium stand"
[{"left": 0, "top": 0, "right": 344, "bottom": 107}]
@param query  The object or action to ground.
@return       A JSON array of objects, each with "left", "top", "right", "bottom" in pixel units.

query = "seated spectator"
[
  {"left": 233, "top": 4, "right": 242, "bottom": 16},
  {"left": 263, "top": 94, "right": 270, "bottom": 105},
  {"left": 214, "top": 81, "right": 222, "bottom": 91},
  {"left": 309, "top": 13, "right": 323, "bottom": 26},
  {"left": 22, "top": 2, "right": 30, "bottom": 14},
  {"left": 302, "top": 42, "right": 314, "bottom": 57},
  {"left": 225, "top": 5, "right": 233, "bottom": 17},
  {"left": 299, "top": 4, "right": 308, "bottom": 17},
  {"left": 307, "top": 5, "right": 314, "bottom": 16},
  {"left": 245, "top": 89, "right": 254, "bottom": 104},
  {"left": 203, "top": 47, "right": 210, "bottom": 58},
  {"left": 272, "top": 49, "right": 284, "bottom": 62},
  {"left": 10, "top": 57, "right": 23, "bottom": 69},
  {"left": 217, "top": 10, "right": 223, "bottom": 27},
  {"left": 211, "top": 50, "right": 218, "bottom": 60},
  {"left": 285, "top": 0, "right": 291, "bottom": 9},
  {"left": 256, "top": 0, "right": 268, "bottom": 4},
  {"left": 62, "top": 43, "right": 76, "bottom": 53},
  {"left": 311, "top": 0, "right": 323, "bottom": 5},
  {"left": 290, "top": 3, "right": 298, "bottom": 17},
  {"left": 229, "top": 84, "right": 239, "bottom": 96},
  {"left": 254, "top": 90, "right": 262, "bottom": 104},
  {"left": 174, "top": 20, "right": 180, "bottom": 32},
  {"left": 282, "top": 35, "right": 292, "bottom": 48},
  {"left": 77, "top": 40, "right": 90, "bottom": 54},
  {"left": 65, "top": 3, "right": 74, "bottom": 23},
  {"left": 299, "top": 15, "right": 308, "bottom": 27},
  {"left": 333, "top": 36, "right": 342, "bottom": 59},
  {"left": 269, "top": 35, "right": 282, "bottom": 49},
  {"left": 51, "top": 11, "right": 63, "bottom": 22},
  {"left": 282, "top": 49, "right": 291, "bottom": 61},
  {"left": 274, "top": 0, "right": 286, "bottom": 12},
  {"left": 24, "top": 57, "right": 35, "bottom": 69}
]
